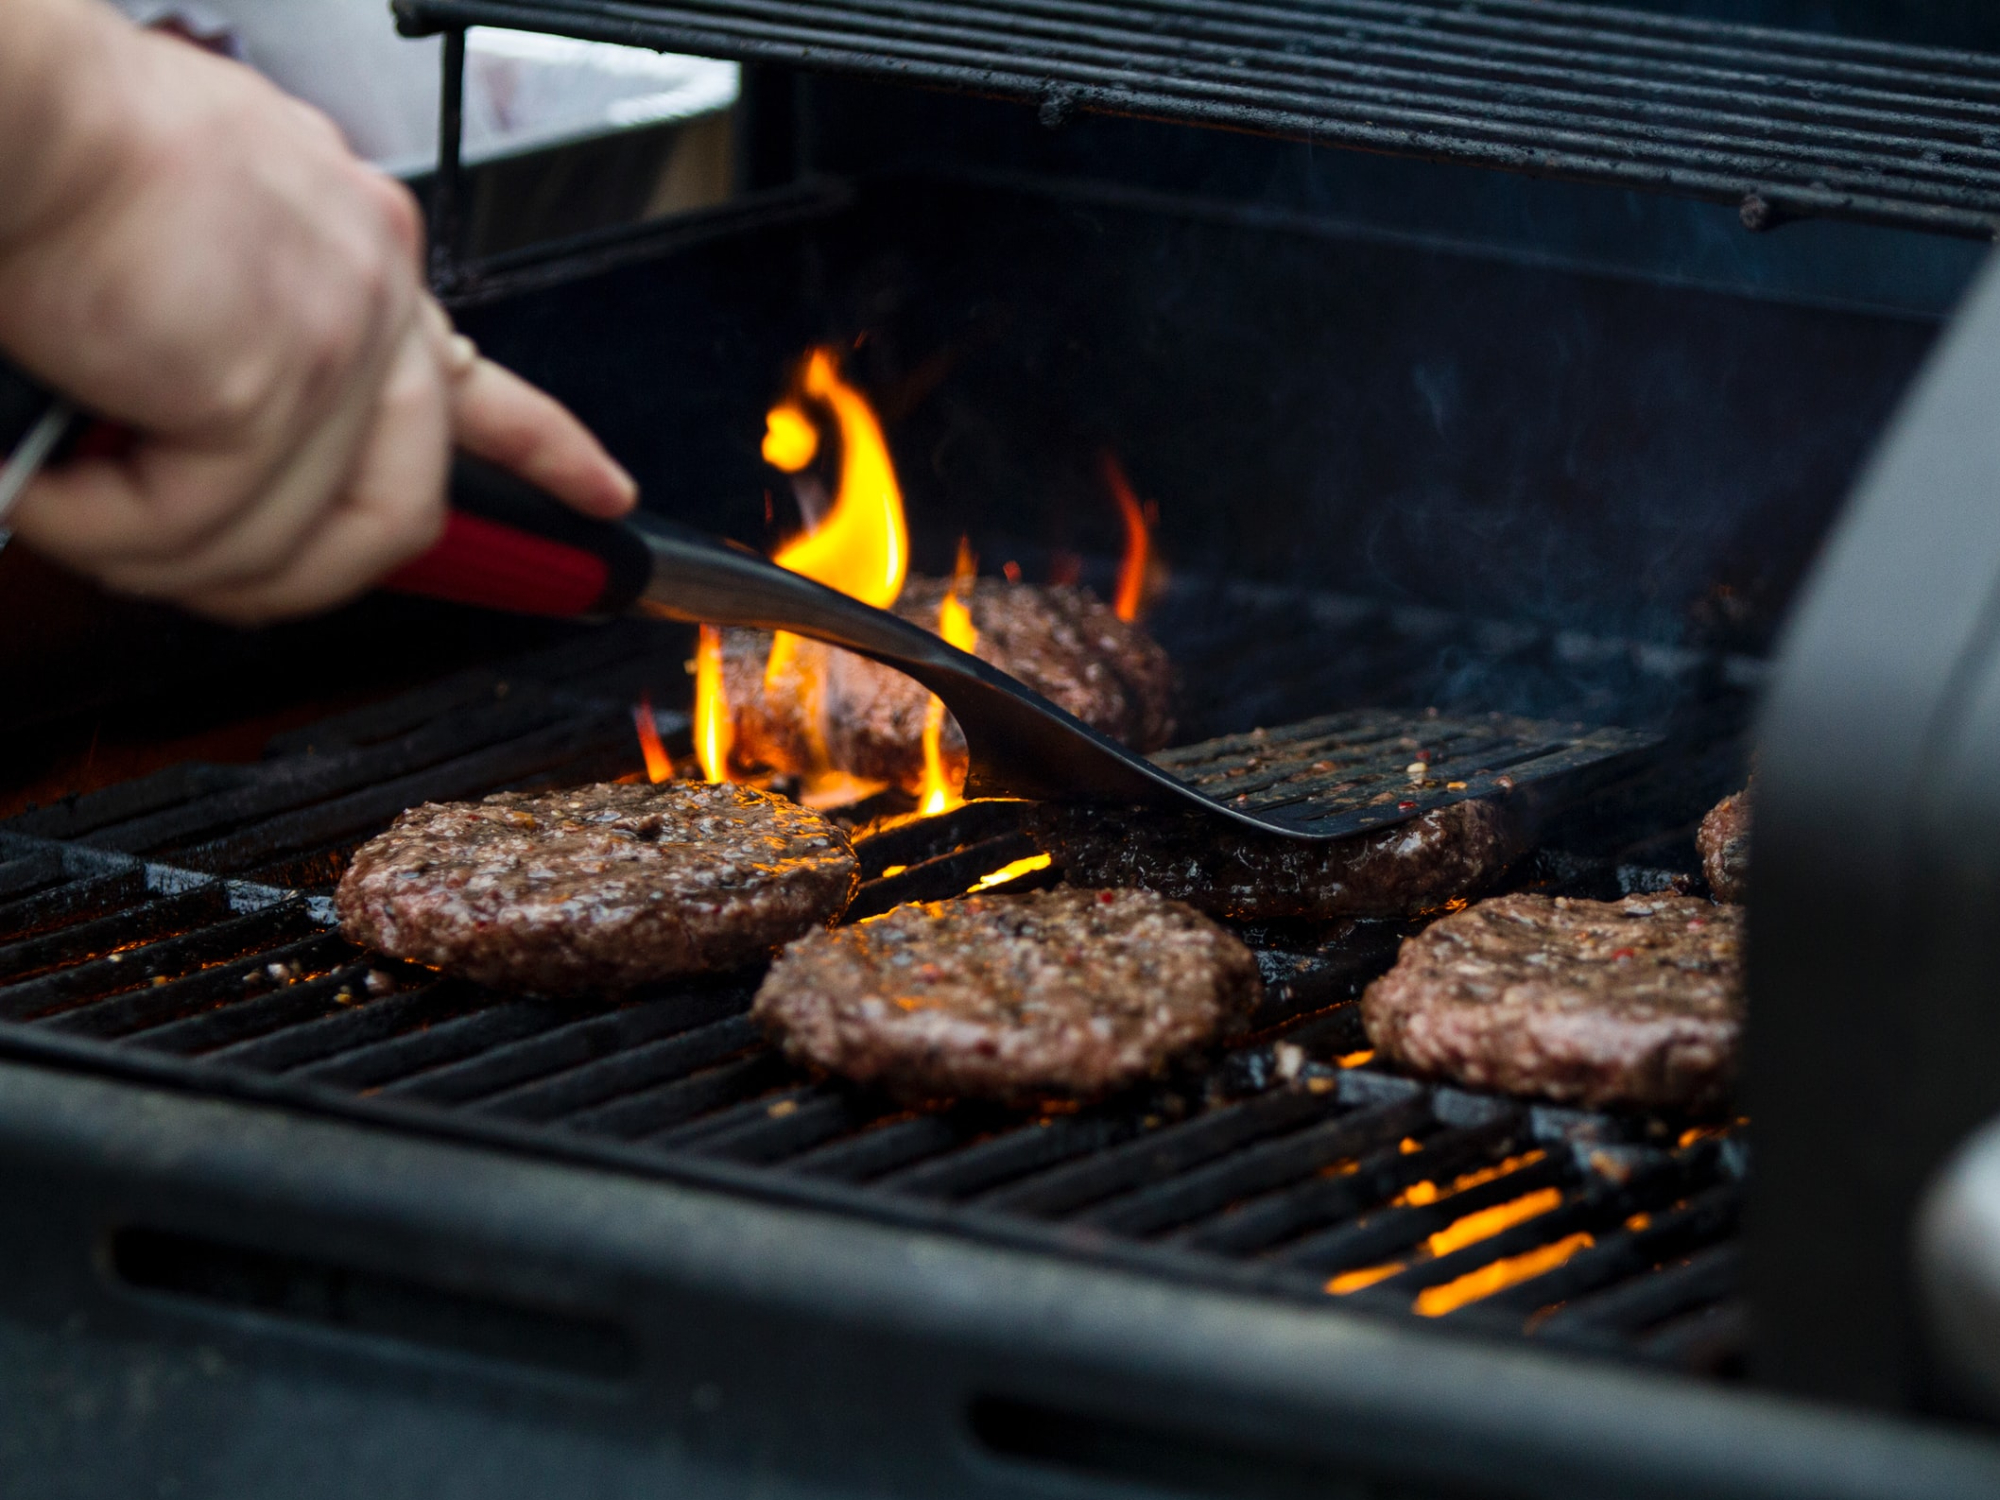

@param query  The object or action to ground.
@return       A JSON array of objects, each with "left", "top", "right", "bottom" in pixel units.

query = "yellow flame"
[
  {"left": 752, "top": 349, "right": 912, "bottom": 806},
  {"left": 694, "top": 625, "right": 733, "bottom": 784},
  {"left": 763, "top": 403, "right": 819, "bottom": 472},
  {"left": 771, "top": 350, "right": 907, "bottom": 608},
  {"left": 920, "top": 539, "right": 979, "bottom": 816},
  {"left": 633, "top": 693, "right": 673, "bottom": 783}
]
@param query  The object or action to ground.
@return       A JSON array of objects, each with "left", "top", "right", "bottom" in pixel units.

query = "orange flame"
[
  {"left": 1100, "top": 450, "right": 1154, "bottom": 623},
  {"left": 693, "top": 625, "right": 733, "bottom": 783},
  {"left": 633, "top": 693, "right": 673, "bottom": 783},
  {"left": 919, "top": 538, "right": 979, "bottom": 816}
]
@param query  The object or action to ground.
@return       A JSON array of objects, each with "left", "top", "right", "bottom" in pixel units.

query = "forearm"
[{"left": 0, "top": 0, "right": 133, "bottom": 257}]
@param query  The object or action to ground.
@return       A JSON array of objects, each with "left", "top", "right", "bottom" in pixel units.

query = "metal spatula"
[{"left": 0, "top": 363, "right": 1657, "bottom": 840}]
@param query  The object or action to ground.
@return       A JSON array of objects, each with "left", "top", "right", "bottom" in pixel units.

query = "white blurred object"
[
  {"left": 113, "top": 0, "right": 739, "bottom": 174},
  {"left": 459, "top": 28, "right": 738, "bottom": 165}
]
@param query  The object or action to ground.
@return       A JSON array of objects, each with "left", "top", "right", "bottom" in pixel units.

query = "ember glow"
[
  {"left": 632, "top": 693, "right": 673, "bottom": 783},
  {"left": 1423, "top": 1186, "right": 1562, "bottom": 1258},
  {"left": 919, "top": 538, "right": 980, "bottom": 816},
  {"left": 1099, "top": 450, "right": 1157, "bottom": 623},
  {"left": 969, "top": 853, "right": 1053, "bottom": 892},
  {"left": 693, "top": 625, "right": 733, "bottom": 784},
  {"left": 1413, "top": 1233, "right": 1595, "bottom": 1318}
]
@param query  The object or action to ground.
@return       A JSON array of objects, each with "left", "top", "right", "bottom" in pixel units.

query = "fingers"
[
  {"left": 167, "top": 316, "right": 452, "bottom": 624},
  {"left": 12, "top": 317, "right": 399, "bottom": 595},
  {"left": 440, "top": 315, "right": 637, "bottom": 519}
]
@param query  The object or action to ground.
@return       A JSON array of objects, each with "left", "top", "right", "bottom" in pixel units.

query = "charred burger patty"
[
  {"left": 725, "top": 577, "right": 1174, "bottom": 792},
  {"left": 1361, "top": 892, "right": 1744, "bottom": 1113},
  {"left": 752, "top": 886, "right": 1262, "bottom": 1103},
  {"left": 1697, "top": 783, "right": 1751, "bottom": 904},
  {"left": 337, "top": 782, "right": 859, "bottom": 994}
]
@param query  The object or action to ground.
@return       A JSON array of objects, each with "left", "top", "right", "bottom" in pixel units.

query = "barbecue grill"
[{"left": 8, "top": 1, "right": 2000, "bottom": 1495}]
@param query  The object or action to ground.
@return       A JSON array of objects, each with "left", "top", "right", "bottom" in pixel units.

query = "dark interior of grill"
[{"left": 4, "top": 2, "right": 1995, "bottom": 1429}]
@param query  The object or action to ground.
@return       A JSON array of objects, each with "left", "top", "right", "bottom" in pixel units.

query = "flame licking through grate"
[
  {"left": 632, "top": 694, "right": 673, "bottom": 783},
  {"left": 696, "top": 348, "right": 918, "bottom": 804},
  {"left": 693, "top": 626, "right": 733, "bottom": 783},
  {"left": 1100, "top": 450, "right": 1159, "bottom": 624},
  {"left": 919, "top": 539, "right": 980, "bottom": 816}
]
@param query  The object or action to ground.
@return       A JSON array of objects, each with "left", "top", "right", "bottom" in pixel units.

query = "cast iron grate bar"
[
  {"left": 1147, "top": 708, "right": 1656, "bottom": 837},
  {"left": 474, "top": 1012, "right": 766, "bottom": 1122},
  {"left": 571, "top": 1051, "right": 795, "bottom": 1139},
  {"left": 41, "top": 931, "right": 356, "bottom": 1041},
  {"left": 396, "top": 0, "right": 2000, "bottom": 237}
]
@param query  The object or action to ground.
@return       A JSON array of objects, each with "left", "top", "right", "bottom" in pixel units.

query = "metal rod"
[{"left": 430, "top": 25, "right": 467, "bottom": 293}]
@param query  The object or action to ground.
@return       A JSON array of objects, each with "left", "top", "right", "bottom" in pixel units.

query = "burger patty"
[
  {"left": 1697, "top": 783, "right": 1751, "bottom": 903},
  {"left": 752, "top": 886, "right": 1263, "bottom": 1103},
  {"left": 724, "top": 577, "right": 1175, "bottom": 793},
  {"left": 1361, "top": 893, "right": 1744, "bottom": 1113},
  {"left": 1032, "top": 797, "right": 1524, "bottom": 921},
  {"left": 337, "top": 782, "right": 859, "bottom": 994}
]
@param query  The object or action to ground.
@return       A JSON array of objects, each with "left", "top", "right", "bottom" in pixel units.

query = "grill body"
[
  {"left": 5, "top": 1059, "right": 1999, "bottom": 1500},
  {"left": 10, "top": 1, "right": 2000, "bottom": 1492}
]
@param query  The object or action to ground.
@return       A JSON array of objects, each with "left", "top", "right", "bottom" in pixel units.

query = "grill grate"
[
  {"left": 0, "top": 592, "right": 1751, "bottom": 1374},
  {"left": 1150, "top": 708, "right": 1655, "bottom": 837},
  {"left": 397, "top": 0, "right": 2000, "bottom": 238}
]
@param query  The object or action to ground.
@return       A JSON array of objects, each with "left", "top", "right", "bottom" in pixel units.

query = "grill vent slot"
[
  {"left": 967, "top": 1395, "right": 1527, "bottom": 1500},
  {"left": 109, "top": 1226, "right": 638, "bottom": 1382}
]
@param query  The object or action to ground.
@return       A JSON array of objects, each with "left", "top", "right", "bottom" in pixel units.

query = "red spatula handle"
[{"left": 381, "top": 455, "right": 653, "bottom": 618}]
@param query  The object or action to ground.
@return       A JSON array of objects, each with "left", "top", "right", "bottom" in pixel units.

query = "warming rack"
[{"left": 394, "top": 0, "right": 2000, "bottom": 244}]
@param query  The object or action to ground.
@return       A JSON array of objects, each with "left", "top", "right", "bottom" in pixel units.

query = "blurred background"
[{"left": 116, "top": 0, "right": 739, "bottom": 255}]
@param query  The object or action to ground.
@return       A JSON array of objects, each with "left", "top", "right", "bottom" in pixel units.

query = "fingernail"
[{"left": 608, "top": 460, "right": 639, "bottom": 507}]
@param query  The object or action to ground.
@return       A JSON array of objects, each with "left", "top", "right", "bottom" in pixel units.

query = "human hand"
[{"left": 0, "top": 0, "right": 635, "bottom": 624}]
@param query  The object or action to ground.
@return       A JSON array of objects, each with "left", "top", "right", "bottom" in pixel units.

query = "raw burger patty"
[
  {"left": 752, "top": 886, "right": 1262, "bottom": 1103},
  {"left": 1362, "top": 893, "right": 1744, "bottom": 1113},
  {"left": 724, "top": 577, "right": 1174, "bottom": 793},
  {"left": 1697, "top": 783, "right": 1751, "bottom": 903},
  {"left": 337, "top": 782, "right": 859, "bottom": 994},
  {"left": 1034, "top": 798, "right": 1524, "bottom": 921}
]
